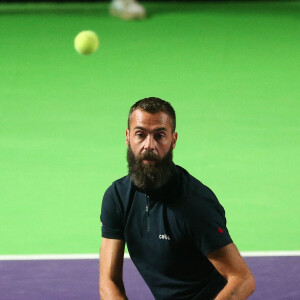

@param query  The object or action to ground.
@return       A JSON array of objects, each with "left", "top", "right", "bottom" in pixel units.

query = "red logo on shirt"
[{"left": 217, "top": 227, "right": 223, "bottom": 234}]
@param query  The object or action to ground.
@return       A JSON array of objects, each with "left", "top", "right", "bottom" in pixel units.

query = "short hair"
[{"left": 128, "top": 97, "right": 176, "bottom": 132}]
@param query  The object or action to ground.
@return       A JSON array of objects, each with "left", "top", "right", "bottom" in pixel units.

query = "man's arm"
[
  {"left": 99, "top": 238, "right": 128, "bottom": 300},
  {"left": 207, "top": 243, "right": 255, "bottom": 300}
]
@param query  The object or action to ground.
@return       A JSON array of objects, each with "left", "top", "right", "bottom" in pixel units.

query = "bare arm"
[
  {"left": 207, "top": 243, "right": 255, "bottom": 300},
  {"left": 99, "top": 238, "right": 128, "bottom": 300}
]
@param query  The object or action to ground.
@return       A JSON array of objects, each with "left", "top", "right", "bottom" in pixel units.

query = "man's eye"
[
  {"left": 155, "top": 134, "right": 165, "bottom": 140},
  {"left": 136, "top": 133, "right": 145, "bottom": 138}
]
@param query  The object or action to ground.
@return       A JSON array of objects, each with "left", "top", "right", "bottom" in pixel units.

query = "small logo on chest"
[{"left": 159, "top": 234, "right": 171, "bottom": 240}]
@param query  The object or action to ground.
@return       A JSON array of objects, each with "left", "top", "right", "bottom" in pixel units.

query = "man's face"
[{"left": 126, "top": 109, "right": 178, "bottom": 190}]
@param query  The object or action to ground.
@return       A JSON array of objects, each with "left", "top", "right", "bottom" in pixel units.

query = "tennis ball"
[{"left": 74, "top": 30, "right": 99, "bottom": 55}]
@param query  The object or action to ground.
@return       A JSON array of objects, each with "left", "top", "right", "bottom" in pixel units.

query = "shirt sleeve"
[
  {"left": 185, "top": 188, "right": 233, "bottom": 256},
  {"left": 100, "top": 184, "right": 124, "bottom": 240}
]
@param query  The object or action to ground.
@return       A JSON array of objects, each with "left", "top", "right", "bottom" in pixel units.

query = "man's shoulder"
[
  {"left": 113, "top": 174, "right": 130, "bottom": 187},
  {"left": 104, "top": 174, "right": 131, "bottom": 196},
  {"left": 176, "top": 165, "right": 214, "bottom": 197},
  {"left": 175, "top": 165, "right": 222, "bottom": 213}
]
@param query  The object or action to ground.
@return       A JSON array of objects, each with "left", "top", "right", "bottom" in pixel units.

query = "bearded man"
[{"left": 99, "top": 97, "right": 255, "bottom": 300}]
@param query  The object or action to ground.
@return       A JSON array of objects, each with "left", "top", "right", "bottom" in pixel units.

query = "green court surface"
[{"left": 0, "top": 2, "right": 299, "bottom": 255}]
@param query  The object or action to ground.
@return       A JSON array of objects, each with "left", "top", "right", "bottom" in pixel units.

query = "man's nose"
[{"left": 144, "top": 135, "right": 155, "bottom": 150}]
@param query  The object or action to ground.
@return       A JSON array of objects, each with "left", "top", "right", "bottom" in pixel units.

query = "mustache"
[{"left": 138, "top": 151, "right": 160, "bottom": 162}]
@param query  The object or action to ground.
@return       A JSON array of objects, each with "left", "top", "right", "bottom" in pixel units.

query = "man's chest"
[
  {"left": 123, "top": 193, "right": 202, "bottom": 274},
  {"left": 125, "top": 193, "right": 184, "bottom": 239}
]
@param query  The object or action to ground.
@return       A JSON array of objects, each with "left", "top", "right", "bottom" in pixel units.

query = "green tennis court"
[{"left": 0, "top": 1, "right": 299, "bottom": 258}]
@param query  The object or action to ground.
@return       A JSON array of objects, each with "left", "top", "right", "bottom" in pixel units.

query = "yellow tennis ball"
[{"left": 74, "top": 30, "right": 99, "bottom": 55}]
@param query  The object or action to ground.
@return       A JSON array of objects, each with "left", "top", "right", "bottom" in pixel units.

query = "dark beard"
[{"left": 127, "top": 144, "right": 174, "bottom": 191}]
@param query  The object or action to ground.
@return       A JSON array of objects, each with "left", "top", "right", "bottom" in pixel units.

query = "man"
[
  {"left": 100, "top": 97, "right": 255, "bottom": 299},
  {"left": 109, "top": 0, "right": 146, "bottom": 20}
]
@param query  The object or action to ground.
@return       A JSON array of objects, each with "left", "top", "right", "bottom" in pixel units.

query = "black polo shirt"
[{"left": 100, "top": 164, "right": 233, "bottom": 300}]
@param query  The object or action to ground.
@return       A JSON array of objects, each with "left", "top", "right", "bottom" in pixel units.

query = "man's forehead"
[{"left": 131, "top": 109, "right": 171, "bottom": 129}]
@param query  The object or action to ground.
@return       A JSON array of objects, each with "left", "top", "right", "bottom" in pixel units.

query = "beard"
[{"left": 127, "top": 143, "right": 174, "bottom": 191}]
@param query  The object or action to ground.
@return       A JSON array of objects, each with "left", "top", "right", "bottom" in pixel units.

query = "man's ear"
[
  {"left": 126, "top": 129, "right": 130, "bottom": 146},
  {"left": 172, "top": 132, "right": 178, "bottom": 149}
]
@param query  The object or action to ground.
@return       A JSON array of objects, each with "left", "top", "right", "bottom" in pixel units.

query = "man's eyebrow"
[{"left": 133, "top": 126, "right": 167, "bottom": 132}]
